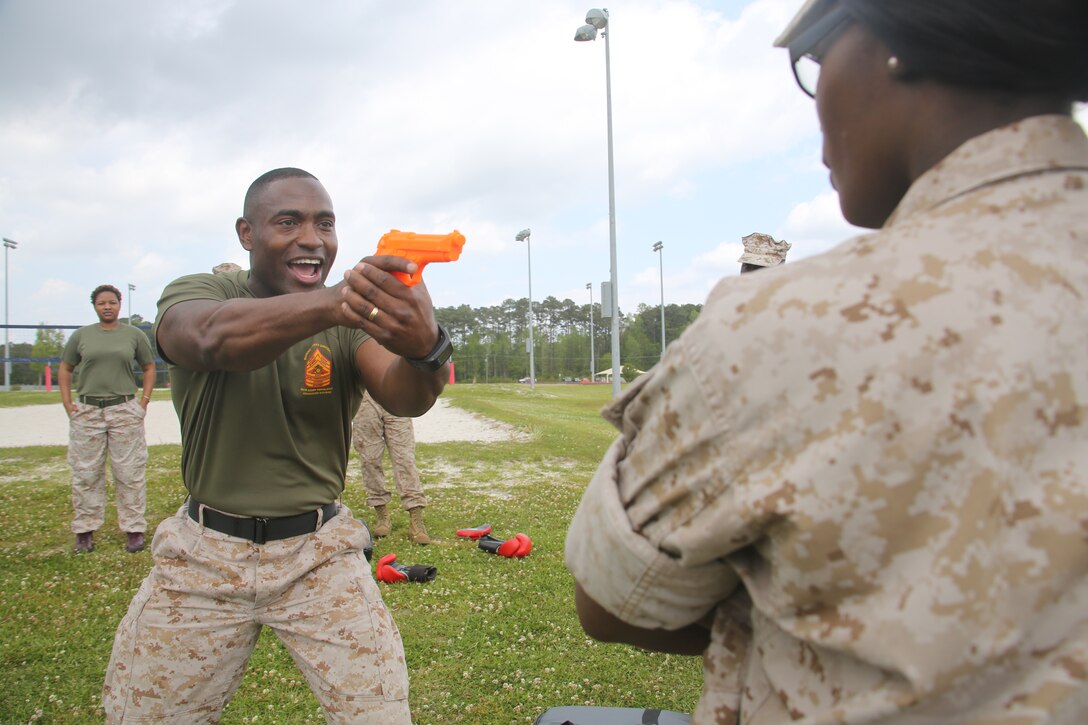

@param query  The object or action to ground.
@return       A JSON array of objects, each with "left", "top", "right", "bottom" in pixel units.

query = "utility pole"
[
  {"left": 653, "top": 241, "right": 665, "bottom": 359},
  {"left": 586, "top": 282, "right": 595, "bottom": 381}
]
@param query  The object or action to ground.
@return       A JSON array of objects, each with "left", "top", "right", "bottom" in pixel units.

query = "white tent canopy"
[{"left": 594, "top": 367, "right": 645, "bottom": 381}]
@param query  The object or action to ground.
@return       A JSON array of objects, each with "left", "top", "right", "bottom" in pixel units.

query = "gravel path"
[{"left": 0, "top": 397, "right": 523, "bottom": 448}]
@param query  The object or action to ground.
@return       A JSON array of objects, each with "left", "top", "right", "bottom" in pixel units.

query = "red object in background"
[
  {"left": 477, "top": 533, "right": 533, "bottom": 558},
  {"left": 376, "top": 553, "right": 409, "bottom": 583},
  {"left": 456, "top": 523, "right": 492, "bottom": 540},
  {"left": 498, "top": 533, "right": 532, "bottom": 558},
  {"left": 449, "top": 360, "right": 455, "bottom": 385},
  {"left": 45, "top": 363, "right": 52, "bottom": 392}
]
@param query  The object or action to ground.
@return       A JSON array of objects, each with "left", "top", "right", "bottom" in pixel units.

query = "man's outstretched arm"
[
  {"left": 157, "top": 255, "right": 438, "bottom": 377},
  {"left": 156, "top": 285, "right": 346, "bottom": 372}
]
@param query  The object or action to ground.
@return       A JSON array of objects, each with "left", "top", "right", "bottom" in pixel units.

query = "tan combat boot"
[
  {"left": 372, "top": 505, "right": 392, "bottom": 537},
  {"left": 408, "top": 507, "right": 431, "bottom": 545}
]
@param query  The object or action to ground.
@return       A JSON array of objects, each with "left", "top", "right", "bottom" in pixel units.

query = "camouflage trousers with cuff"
[
  {"left": 68, "top": 399, "right": 148, "bottom": 534},
  {"left": 352, "top": 399, "right": 428, "bottom": 510},
  {"left": 102, "top": 503, "right": 412, "bottom": 724}
]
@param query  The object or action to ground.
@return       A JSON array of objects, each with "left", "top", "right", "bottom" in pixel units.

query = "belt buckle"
[{"left": 253, "top": 517, "right": 269, "bottom": 545}]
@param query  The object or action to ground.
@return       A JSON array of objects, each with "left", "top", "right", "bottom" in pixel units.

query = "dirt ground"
[{"left": 0, "top": 397, "right": 523, "bottom": 448}]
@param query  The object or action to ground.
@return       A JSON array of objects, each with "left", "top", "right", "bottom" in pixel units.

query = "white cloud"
[
  {"left": 778, "top": 191, "right": 865, "bottom": 259},
  {"left": 0, "top": 0, "right": 883, "bottom": 325}
]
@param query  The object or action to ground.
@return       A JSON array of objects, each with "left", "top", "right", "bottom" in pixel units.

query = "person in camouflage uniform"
[
  {"left": 59, "top": 284, "right": 156, "bottom": 555},
  {"left": 352, "top": 389, "right": 431, "bottom": 544},
  {"left": 566, "top": 1, "right": 1088, "bottom": 722},
  {"left": 102, "top": 168, "right": 451, "bottom": 723}
]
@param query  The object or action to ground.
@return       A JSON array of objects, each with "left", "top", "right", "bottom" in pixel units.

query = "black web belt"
[
  {"left": 188, "top": 499, "right": 339, "bottom": 544},
  {"left": 78, "top": 394, "right": 135, "bottom": 408}
]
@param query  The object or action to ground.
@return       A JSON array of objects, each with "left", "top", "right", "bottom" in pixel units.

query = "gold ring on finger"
[{"left": 368, "top": 306, "right": 380, "bottom": 322}]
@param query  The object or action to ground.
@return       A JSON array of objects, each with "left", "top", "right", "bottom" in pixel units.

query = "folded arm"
[
  {"left": 575, "top": 584, "right": 711, "bottom": 655},
  {"left": 565, "top": 361, "right": 748, "bottom": 658}
]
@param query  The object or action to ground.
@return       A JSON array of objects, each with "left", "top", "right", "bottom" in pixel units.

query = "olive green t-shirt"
[
  {"left": 154, "top": 270, "right": 368, "bottom": 517},
  {"left": 61, "top": 323, "right": 155, "bottom": 397}
]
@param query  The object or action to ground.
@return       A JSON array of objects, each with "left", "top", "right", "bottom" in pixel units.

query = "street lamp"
[
  {"left": 515, "top": 228, "right": 535, "bottom": 390},
  {"left": 586, "top": 282, "right": 595, "bottom": 382},
  {"left": 575, "top": 7, "right": 621, "bottom": 397},
  {"left": 127, "top": 283, "right": 135, "bottom": 325},
  {"left": 2, "top": 237, "right": 17, "bottom": 391},
  {"left": 653, "top": 241, "right": 665, "bottom": 360}
]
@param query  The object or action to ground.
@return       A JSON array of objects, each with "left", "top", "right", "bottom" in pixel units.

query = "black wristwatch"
[{"left": 404, "top": 324, "right": 453, "bottom": 372}]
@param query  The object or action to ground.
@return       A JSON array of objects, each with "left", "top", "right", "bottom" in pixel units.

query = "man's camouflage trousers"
[
  {"left": 68, "top": 398, "right": 148, "bottom": 534},
  {"left": 102, "top": 504, "right": 412, "bottom": 724},
  {"left": 352, "top": 396, "right": 428, "bottom": 510}
]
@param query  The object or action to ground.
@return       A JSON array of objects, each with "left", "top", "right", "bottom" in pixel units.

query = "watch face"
[
  {"left": 408, "top": 325, "right": 452, "bottom": 371},
  {"left": 434, "top": 329, "right": 453, "bottom": 363}
]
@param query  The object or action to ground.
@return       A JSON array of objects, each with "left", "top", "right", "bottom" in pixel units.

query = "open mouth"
[{"left": 289, "top": 258, "right": 323, "bottom": 283}]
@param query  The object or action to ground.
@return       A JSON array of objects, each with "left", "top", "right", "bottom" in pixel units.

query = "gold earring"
[{"left": 887, "top": 56, "right": 900, "bottom": 73}]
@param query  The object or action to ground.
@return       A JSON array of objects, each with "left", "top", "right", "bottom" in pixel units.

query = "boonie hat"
[{"left": 738, "top": 233, "right": 791, "bottom": 268}]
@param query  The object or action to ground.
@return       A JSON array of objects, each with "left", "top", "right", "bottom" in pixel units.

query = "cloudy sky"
[{"left": 1, "top": 0, "right": 1085, "bottom": 345}]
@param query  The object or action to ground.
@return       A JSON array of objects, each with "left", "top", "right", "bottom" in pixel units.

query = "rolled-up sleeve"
[
  {"left": 565, "top": 300, "right": 777, "bottom": 628},
  {"left": 565, "top": 436, "right": 739, "bottom": 629}
]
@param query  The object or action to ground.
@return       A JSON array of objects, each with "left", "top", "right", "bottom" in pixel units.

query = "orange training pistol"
[{"left": 375, "top": 229, "right": 466, "bottom": 286}]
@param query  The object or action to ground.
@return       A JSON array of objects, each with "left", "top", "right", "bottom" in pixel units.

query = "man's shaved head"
[{"left": 242, "top": 168, "right": 319, "bottom": 219}]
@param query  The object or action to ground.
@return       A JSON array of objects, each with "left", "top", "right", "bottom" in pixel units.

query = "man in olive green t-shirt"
[
  {"left": 59, "top": 284, "right": 156, "bottom": 555},
  {"left": 103, "top": 168, "right": 452, "bottom": 724}
]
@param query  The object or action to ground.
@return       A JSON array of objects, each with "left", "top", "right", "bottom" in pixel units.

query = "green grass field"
[
  {"left": 0, "top": 384, "right": 703, "bottom": 724},
  {"left": 0, "top": 389, "right": 173, "bottom": 408}
]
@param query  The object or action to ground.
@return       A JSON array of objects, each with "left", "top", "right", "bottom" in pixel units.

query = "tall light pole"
[
  {"left": 653, "top": 241, "right": 665, "bottom": 360},
  {"left": 2, "top": 238, "right": 17, "bottom": 391},
  {"left": 586, "top": 282, "right": 595, "bottom": 381},
  {"left": 127, "top": 283, "right": 135, "bottom": 325},
  {"left": 575, "top": 8, "right": 621, "bottom": 396},
  {"left": 515, "top": 228, "right": 535, "bottom": 390}
]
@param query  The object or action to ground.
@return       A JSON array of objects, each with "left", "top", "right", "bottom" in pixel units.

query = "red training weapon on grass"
[{"left": 376, "top": 229, "right": 466, "bottom": 286}]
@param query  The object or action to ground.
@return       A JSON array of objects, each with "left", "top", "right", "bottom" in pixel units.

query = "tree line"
[
  {"left": 435, "top": 297, "right": 702, "bottom": 383},
  {"left": 3, "top": 301, "right": 704, "bottom": 388}
]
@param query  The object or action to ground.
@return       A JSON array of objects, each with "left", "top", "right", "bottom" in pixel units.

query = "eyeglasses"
[{"left": 787, "top": 4, "right": 852, "bottom": 98}]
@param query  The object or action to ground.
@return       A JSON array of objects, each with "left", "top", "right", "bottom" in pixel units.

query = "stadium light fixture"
[{"left": 515, "top": 228, "right": 535, "bottom": 390}]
